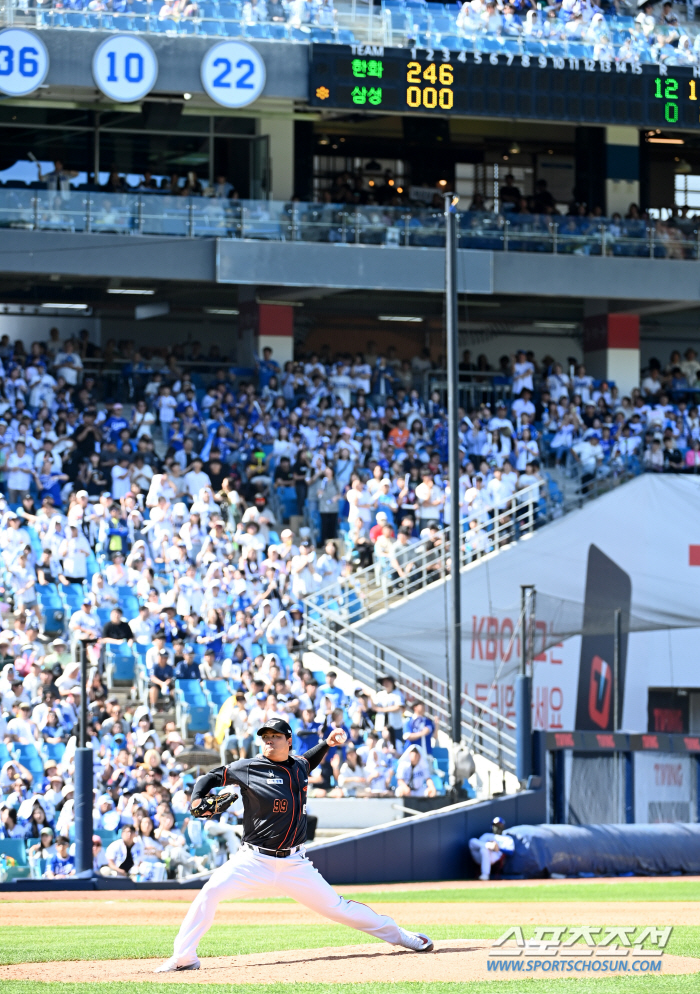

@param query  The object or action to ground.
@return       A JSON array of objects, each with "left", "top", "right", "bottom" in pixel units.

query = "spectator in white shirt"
[
  {"left": 111, "top": 456, "right": 131, "bottom": 500},
  {"left": 7, "top": 701, "right": 40, "bottom": 744},
  {"left": 68, "top": 599, "right": 101, "bottom": 643},
  {"left": 182, "top": 458, "right": 211, "bottom": 500},
  {"left": 129, "top": 605, "right": 156, "bottom": 645},
  {"left": 6, "top": 440, "right": 34, "bottom": 503},
  {"left": 395, "top": 745, "right": 437, "bottom": 798},
  {"left": 511, "top": 351, "right": 535, "bottom": 393},
  {"left": 414, "top": 472, "right": 444, "bottom": 531},
  {"left": 54, "top": 341, "right": 83, "bottom": 386},
  {"left": 373, "top": 675, "right": 405, "bottom": 747},
  {"left": 58, "top": 526, "right": 91, "bottom": 583},
  {"left": 486, "top": 468, "right": 512, "bottom": 510},
  {"left": 641, "top": 367, "right": 663, "bottom": 399},
  {"left": 546, "top": 363, "right": 571, "bottom": 403}
]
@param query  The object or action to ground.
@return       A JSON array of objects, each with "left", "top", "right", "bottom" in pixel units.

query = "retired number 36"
[{"left": 406, "top": 61, "right": 454, "bottom": 109}]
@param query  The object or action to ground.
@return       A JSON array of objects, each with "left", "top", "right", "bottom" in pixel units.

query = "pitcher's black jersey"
[{"left": 191, "top": 741, "right": 328, "bottom": 850}]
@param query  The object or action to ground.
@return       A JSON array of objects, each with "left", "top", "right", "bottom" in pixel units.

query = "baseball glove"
[{"left": 191, "top": 789, "right": 238, "bottom": 818}]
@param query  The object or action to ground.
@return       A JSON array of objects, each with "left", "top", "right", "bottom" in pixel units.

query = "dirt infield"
[
  {"left": 7, "top": 877, "right": 700, "bottom": 901},
  {"left": 2, "top": 943, "right": 699, "bottom": 984},
  {"left": 2, "top": 899, "right": 698, "bottom": 927}
]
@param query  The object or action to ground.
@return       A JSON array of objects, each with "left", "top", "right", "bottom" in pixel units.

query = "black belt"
[{"left": 243, "top": 842, "right": 303, "bottom": 858}]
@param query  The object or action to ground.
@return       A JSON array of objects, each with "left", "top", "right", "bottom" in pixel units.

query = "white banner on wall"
[{"left": 635, "top": 753, "right": 695, "bottom": 824}]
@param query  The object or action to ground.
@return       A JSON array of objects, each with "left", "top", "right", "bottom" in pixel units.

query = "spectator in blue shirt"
[
  {"left": 257, "top": 348, "right": 280, "bottom": 389},
  {"left": 46, "top": 836, "right": 75, "bottom": 878},
  {"left": 294, "top": 707, "right": 322, "bottom": 753},
  {"left": 103, "top": 402, "right": 130, "bottom": 444},
  {"left": 402, "top": 700, "right": 435, "bottom": 755},
  {"left": 174, "top": 646, "right": 201, "bottom": 681},
  {"left": 317, "top": 670, "right": 347, "bottom": 711},
  {"left": 149, "top": 651, "right": 175, "bottom": 709}
]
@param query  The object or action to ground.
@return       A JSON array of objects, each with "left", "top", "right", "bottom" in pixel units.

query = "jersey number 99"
[{"left": 273, "top": 799, "right": 288, "bottom": 813}]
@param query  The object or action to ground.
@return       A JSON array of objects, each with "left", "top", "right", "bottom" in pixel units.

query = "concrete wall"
[{"left": 39, "top": 32, "right": 308, "bottom": 101}]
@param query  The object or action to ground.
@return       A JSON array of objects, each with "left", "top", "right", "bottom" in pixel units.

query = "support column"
[
  {"left": 583, "top": 302, "right": 640, "bottom": 397},
  {"left": 259, "top": 112, "right": 295, "bottom": 201},
  {"left": 239, "top": 289, "right": 294, "bottom": 368},
  {"left": 605, "top": 126, "right": 640, "bottom": 216}
]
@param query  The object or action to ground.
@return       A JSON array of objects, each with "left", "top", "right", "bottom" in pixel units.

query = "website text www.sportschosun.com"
[{"left": 487, "top": 959, "right": 663, "bottom": 972}]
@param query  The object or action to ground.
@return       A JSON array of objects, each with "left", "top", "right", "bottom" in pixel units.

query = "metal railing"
[
  {"left": 1, "top": 191, "right": 699, "bottom": 261},
  {"left": 423, "top": 370, "right": 512, "bottom": 412},
  {"left": 306, "top": 466, "right": 637, "bottom": 632},
  {"left": 305, "top": 601, "right": 518, "bottom": 772}
]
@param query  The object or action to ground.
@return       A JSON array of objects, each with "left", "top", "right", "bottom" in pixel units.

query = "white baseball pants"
[
  {"left": 172, "top": 845, "right": 402, "bottom": 963},
  {"left": 469, "top": 838, "right": 502, "bottom": 878}
]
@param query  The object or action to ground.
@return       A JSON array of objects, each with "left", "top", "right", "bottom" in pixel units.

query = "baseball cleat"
[
  {"left": 154, "top": 957, "right": 201, "bottom": 972},
  {"left": 479, "top": 874, "right": 490, "bottom": 881},
  {"left": 397, "top": 928, "right": 434, "bottom": 952}
]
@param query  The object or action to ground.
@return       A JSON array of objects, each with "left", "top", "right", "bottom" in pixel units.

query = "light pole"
[
  {"left": 445, "top": 193, "right": 462, "bottom": 747},
  {"left": 74, "top": 639, "right": 93, "bottom": 875},
  {"left": 516, "top": 584, "right": 535, "bottom": 784}
]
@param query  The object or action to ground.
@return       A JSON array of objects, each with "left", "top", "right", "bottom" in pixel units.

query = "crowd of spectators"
[
  {"left": 21, "top": 0, "right": 700, "bottom": 71},
  {"left": 0, "top": 326, "right": 697, "bottom": 879}
]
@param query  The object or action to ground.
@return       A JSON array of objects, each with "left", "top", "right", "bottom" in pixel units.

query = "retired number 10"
[{"left": 406, "top": 61, "right": 454, "bottom": 109}]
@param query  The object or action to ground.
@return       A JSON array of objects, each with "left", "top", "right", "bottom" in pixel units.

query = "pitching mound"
[{"left": 2, "top": 943, "right": 700, "bottom": 984}]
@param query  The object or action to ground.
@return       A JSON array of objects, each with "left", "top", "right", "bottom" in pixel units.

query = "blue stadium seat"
[
  {"left": 44, "top": 742, "right": 66, "bottom": 763},
  {"left": 0, "top": 840, "right": 30, "bottom": 881},
  {"left": 267, "top": 22, "right": 288, "bottom": 39},
  {"left": 335, "top": 29, "right": 355, "bottom": 43},
  {"left": 64, "top": 12, "right": 87, "bottom": 27},
  {"left": 311, "top": 27, "right": 334, "bottom": 42}
]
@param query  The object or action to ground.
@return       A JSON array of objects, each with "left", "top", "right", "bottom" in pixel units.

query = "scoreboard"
[{"left": 309, "top": 44, "right": 700, "bottom": 130}]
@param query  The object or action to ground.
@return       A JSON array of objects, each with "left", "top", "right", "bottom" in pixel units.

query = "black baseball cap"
[{"left": 257, "top": 718, "right": 293, "bottom": 738}]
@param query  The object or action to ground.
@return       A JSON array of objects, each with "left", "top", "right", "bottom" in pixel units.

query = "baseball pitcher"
[{"left": 156, "top": 717, "right": 433, "bottom": 971}]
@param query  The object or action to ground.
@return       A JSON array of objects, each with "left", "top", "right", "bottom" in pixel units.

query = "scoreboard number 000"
[{"left": 406, "top": 61, "right": 454, "bottom": 110}]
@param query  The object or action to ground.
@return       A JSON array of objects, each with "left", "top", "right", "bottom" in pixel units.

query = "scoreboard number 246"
[{"left": 406, "top": 61, "right": 454, "bottom": 110}]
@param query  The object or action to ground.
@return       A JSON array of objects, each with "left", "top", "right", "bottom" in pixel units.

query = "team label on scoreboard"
[{"left": 310, "top": 43, "right": 700, "bottom": 130}]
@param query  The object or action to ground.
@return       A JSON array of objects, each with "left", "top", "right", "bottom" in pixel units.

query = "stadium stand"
[
  {"left": 9, "top": 0, "right": 700, "bottom": 67},
  {"left": 0, "top": 327, "right": 698, "bottom": 879}
]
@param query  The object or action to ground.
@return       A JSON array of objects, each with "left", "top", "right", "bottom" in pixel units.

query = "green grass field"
[
  {"left": 2, "top": 881, "right": 697, "bottom": 994},
  {"left": 1, "top": 924, "right": 697, "bottom": 964},
  {"left": 2, "top": 980, "right": 699, "bottom": 994},
  {"left": 341, "top": 880, "right": 700, "bottom": 904}
]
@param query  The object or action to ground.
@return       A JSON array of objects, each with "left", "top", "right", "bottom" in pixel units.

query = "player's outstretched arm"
[{"left": 190, "top": 768, "right": 225, "bottom": 814}]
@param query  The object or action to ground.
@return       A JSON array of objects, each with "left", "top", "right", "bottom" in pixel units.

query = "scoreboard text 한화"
[{"left": 309, "top": 44, "right": 700, "bottom": 130}]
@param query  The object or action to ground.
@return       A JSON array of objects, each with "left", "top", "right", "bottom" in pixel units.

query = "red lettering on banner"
[
  {"left": 654, "top": 763, "right": 683, "bottom": 787},
  {"left": 549, "top": 623, "right": 563, "bottom": 664},
  {"left": 642, "top": 735, "right": 659, "bottom": 749},
  {"left": 684, "top": 737, "right": 700, "bottom": 751},
  {"left": 475, "top": 683, "right": 488, "bottom": 702},
  {"left": 534, "top": 620, "right": 548, "bottom": 661},
  {"left": 485, "top": 617, "right": 499, "bottom": 660},
  {"left": 535, "top": 687, "right": 548, "bottom": 729},
  {"left": 504, "top": 683, "right": 515, "bottom": 720},
  {"left": 596, "top": 734, "right": 615, "bottom": 748},
  {"left": 500, "top": 618, "right": 514, "bottom": 662},
  {"left": 555, "top": 732, "right": 575, "bottom": 747},
  {"left": 472, "top": 615, "right": 484, "bottom": 660}
]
